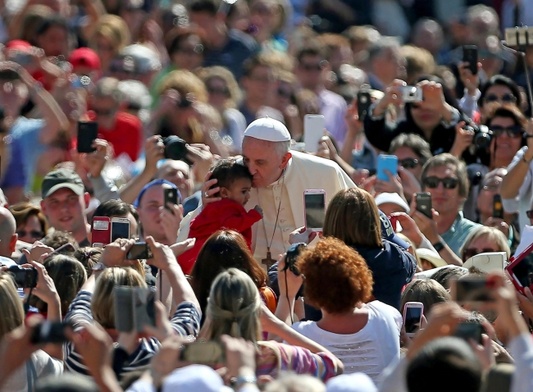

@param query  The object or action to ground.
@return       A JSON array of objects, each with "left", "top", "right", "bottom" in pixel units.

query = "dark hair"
[
  {"left": 389, "top": 133, "right": 433, "bottom": 163},
  {"left": 187, "top": 0, "right": 221, "bottom": 15},
  {"left": 209, "top": 159, "right": 252, "bottom": 195},
  {"left": 40, "top": 231, "right": 80, "bottom": 253},
  {"left": 190, "top": 230, "right": 267, "bottom": 318},
  {"left": 35, "top": 15, "right": 68, "bottom": 36},
  {"left": 407, "top": 337, "right": 482, "bottom": 392},
  {"left": 404, "top": 74, "right": 460, "bottom": 120},
  {"left": 165, "top": 26, "right": 206, "bottom": 56},
  {"left": 478, "top": 75, "right": 521, "bottom": 109},
  {"left": 74, "top": 247, "right": 103, "bottom": 277},
  {"left": 92, "top": 199, "right": 138, "bottom": 224},
  {"left": 8, "top": 202, "right": 48, "bottom": 236},
  {"left": 485, "top": 104, "right": 528, "bottom": 130},
  {"left": 295, "top": 41, "right": 326, "bottom": 64},
  {"left": 431, "top": 265, "right": 468, "bottom": 290}
]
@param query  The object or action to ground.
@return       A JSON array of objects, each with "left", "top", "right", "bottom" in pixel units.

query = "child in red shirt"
[{"left": 179, "top": 159, "right": 263, "bottom": 274}]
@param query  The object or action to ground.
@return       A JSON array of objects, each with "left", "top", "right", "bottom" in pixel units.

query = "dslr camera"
[
  {"left": 163, "top": 135, "right": 192, "bottom": 164},
  {"left": 466, "top": 124, "right": 492, "bottom": 151},
  {"left": 283, "top": 242, "right": 307, "bottom": 276},
  {"left": 8, "top": 265, "right": 38, "bottom": 288}
]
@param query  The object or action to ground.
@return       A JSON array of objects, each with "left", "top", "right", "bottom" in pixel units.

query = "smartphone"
[
  {"left": 180, "top": 341, "right": 225, "bottom": 365},
  {"left": 126, "top": 242, "right": 153, "bottom": 260},
  {"left": 77, "top": 121, "right": 98, "bottom": 153},
  {"left": 30, "top": 321, "right": 71, "bottom": 344},
  {"left": 452, "top": 276, "right": 494, "bottom": 305},
  {"left": 401, "top": 86, "right": 423, "bottom": 102},
  {"left": 111, "top": 217, "right": 130, "bottom": 242},
  {"left": 403, "top": 301, "right": 424, "bottom": 337},
  {"left": 304, "top": 114, "right": 325, "bottom": 153},
  {"left": 114, "top": 286, "right": 156, "bottom": 332},
  {"left": 164, "top": 188, "right": 179, "bottom": 210},
  {"left": 454, "top": 322, "right": 483, "bottom": 344},
  {"left": 492, "top": 194, "right": 504, "bottom": 219},
  {"left": 415, "top": 192, "right": 433, "bottom": 219},
  {"left": 357, "top": 89, "right": 372, "bottom": 121},
  {"left": 376, "top": 154, "right": 398, "bottom": 182},
  {"left": 505, "top": 26, "right": 533, "bottom": 47},
  {"left": 304, "top": 189, "right": 326, "bottom": 231},
  {"left": 7, "top": 265, "right": 38, "bottom": 288},
  {"left": 91, "top": 216, "right": 111, "bottom": 247},
  {"left": 505, "top": 242, "right": 533, "bottom": 294},
  {"left": 462, "top": 45, "right": 478, "bottom": 75}
]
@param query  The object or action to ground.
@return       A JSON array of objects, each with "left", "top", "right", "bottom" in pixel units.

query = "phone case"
[
  {"left": 304, "top": 189, "right": 326, "bottom": 231},
  {"left": 91, "top": 216, "right": 111, "bottom": 247},
  {"left": 403, "top": 302, "right": 424, "bottom": 336},
  {"left": 303, "top": 115, "right": 325, "bottom": 153},
  {"left": 505, "top": 242, "right": 533, "bottom": 294},
  {"left": 415, "top": 193, "right": 432, "bottom": 219},
  {"left": 133, "top": 288, "right": 156, "bottom": 332},
  {"left": 377, "top": 155, "right": 398, "bottom": 182},
  {"left": 462, "top": 45, "right": 478, "bottom": 75},
  {"left": 164, "top": 188, "right": 178, "bottom": 209},
  {"left": 77, "top": 121, "right": 98, "bottom": 153}
]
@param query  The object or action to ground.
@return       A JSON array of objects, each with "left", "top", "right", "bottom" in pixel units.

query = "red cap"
[
  {"left": 68, "top": 47, "right": 101, "bottom": 71},
  {"left": 5, "top": 40, "right": 32, "bottom": 52}
]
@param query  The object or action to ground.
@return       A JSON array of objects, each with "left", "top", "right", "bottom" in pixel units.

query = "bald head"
[{"left": 0, "top": 207, "right": 17, "bottom": 257}]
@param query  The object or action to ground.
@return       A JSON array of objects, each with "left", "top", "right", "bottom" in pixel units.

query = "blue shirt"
[{"left": 441, "top": 212, "right": 481, "bottom": 256}]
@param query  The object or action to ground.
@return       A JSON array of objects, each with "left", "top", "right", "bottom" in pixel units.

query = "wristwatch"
[{"left": 432, "top": 240, "right": 445, "bottom": 252}]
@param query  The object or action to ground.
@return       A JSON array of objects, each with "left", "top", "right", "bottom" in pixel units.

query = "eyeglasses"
[
  {"left": 491, "top": 125, "right": 524, "bottom": 139},
  {"left": 206, "top": 85, "right": 229, "bottom": 97},
  {"left": 527, "top": 210, "right": 533, "bottom": 219},
  {"left": 17, "top": 230, "right": 44, "bottom": 239},
  {"left": 399, "top": 158, "right": 421, "bottom": 169},
  {"left": 484, "top": 93, "right": 517, "bottom": 103},
  {"left": 422, "top": 176, "right": 459, "bottom": 189},
  {"left": 462, "top": 248, "right": 498, "bottom": 261}
]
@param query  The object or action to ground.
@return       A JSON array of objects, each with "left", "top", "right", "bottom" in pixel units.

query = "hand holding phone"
[
  {"left": 454, "top": 322, "right": 483, "bottom": 344},
  {"left": 462, "top": 45, "right": 478, "bottom": 75},
  {"left": 31, "top": 321, "right": 72, "bottom": 344},
  {"left": 403, "top": 301, "right": 424, "bottom": 337},
  {"left": 492, "top": 194, "right": 504, "bottom": 219},
  {"left": 304, "top": 189, "right": 326, "bottom": 232},
  {"left": 77, "top": 121, "right": 98, "bottom": 153},
  {"left": 164, "top": 188, "right": 179, "bottom": 210},
  {"left": 415, "top": 192, "right": 432, "bottom": 219},
  {"left": 377, "top": 154, "right": 398, "bottom": 182}
]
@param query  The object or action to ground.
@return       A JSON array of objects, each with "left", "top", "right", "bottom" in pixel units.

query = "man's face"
[
  {"left": 136, "top": 185, "right": 168, "bottom": 242},
  {"left": 189, "top": 11, "right": 218, "bottom": 45},
  {"left": 295, "top": 54, "right": 325, "bottom": 90},
  {"left": 90, "top": 96, "right": 119, "bottom": 129},
  {"left": 158, "top": 161, "right": 193, "bottom": 199},
  {"left": 41, "top": 188, "right": 87, "bottom": 234},
  {"left": 242, "top": 137, "right": 290, "bottom": 188},
  {"left": 422, "top": 164, "right": 463, "bottom": 216}
]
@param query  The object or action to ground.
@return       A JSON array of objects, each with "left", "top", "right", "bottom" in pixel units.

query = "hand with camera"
[
  {"left": 100, "top": 238, "right": 137, "bottom": 268},
  {"left": 409, "top": 196, "right": 439, "bottom": 244},
  {"left": 277, "top": 253, "right": 304, "bottom": 299},
  {"left": 389, "top": 212, "right": 423, "bottom": 246},
  {"left": 28, "top": 241, "right": 54, "bottom": 261},
  {"left": 373, "top": 79, "right": 406, "bottom": 118},
  {"left": 418, "top": 80, "right": 447, "bottom": 113},
  {"left": 450, "top": 121, "right": 474, "bottom": 158},
  {"left": 145, "top": 136, "right": 165, "bottom": 176}
]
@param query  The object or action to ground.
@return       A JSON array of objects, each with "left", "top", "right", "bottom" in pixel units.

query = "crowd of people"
[{"left": 2, "top": 0, "right": 533, "bottom": 391}]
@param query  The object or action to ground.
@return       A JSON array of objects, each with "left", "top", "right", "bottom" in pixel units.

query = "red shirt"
[
  {"left": 179, "top": 198, "right": 262, "bottom": 274},
  {"left": 88, "top": 111, "right": 142, "bottom": 161}
]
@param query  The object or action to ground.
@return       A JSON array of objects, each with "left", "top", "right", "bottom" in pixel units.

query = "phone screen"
[
  {"left": 511, "top": 254, "right": 533, "bottom": 289},
  {"left": 77, "top": 121, "right": 98, "bottom": 153},
  {"left": 111, "top": 220, "right": 130, "bottom": 242},
  {"left": 404, "top": 306, "right": 422, "bottom": 334},
  {"left": 416, "top": 192, "right": 432, "bottom": 219},
  {"left": 164, "top": 188, "right": 178, "bottom": 210},
  {"left": 377, "top": 155, "right": 398, "bottom": 182},
  {"left": 305, "top": 192, "right": 325, "bottom": 230}
]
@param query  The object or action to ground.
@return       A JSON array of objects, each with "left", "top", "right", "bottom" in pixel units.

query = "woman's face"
[
  {"left": 17, "top": 214, "right": 44, "bottom": 243},
  {"left": 410, "top": 102, "right": 443, "bottom": 133},
  {"left": 489, "top": 116, "right": 523, "bottom": 166},
  {"left": 249, "top": 0, "right": 278, "bottom": 43},
  {"left": 205, "top": 76, "right": 229, "bottom": 110},
  {"left": 462, "top": 234, "right": 500, "bottom": 261},
  {"left": 95, "top": 35, "right": 117, "bottom": 68},
  {"left": 171, "top": 35, "right": 204, "bottom": 71},
  {"left": 482, "top": 85, "right": 517, "bottom": 117}
]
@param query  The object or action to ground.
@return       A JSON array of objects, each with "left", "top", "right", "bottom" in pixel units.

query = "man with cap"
[
  {"left": 180, "top": 117, "right": 355, "bottom": 265},
  {"left": 40, "top": 168, "right": 91, "bottom": 247}
]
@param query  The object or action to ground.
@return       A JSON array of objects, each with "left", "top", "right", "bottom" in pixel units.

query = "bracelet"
[
  {"left": 432, "top": 240, "right": 445, "bottom": 252},
  {"left": 231, "top": 374, "right": 257, "bottom": 390}
]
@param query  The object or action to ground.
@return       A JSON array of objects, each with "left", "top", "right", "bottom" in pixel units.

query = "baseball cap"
[
  {"left": 110, "top": 44, "right": 161, "bottom": 75},
  {"left": 68, "top": 47, "right": 101, "bottom": 71},
  {"left": 379, "top": 210, "right": 410, "bottom": 249},
  {"left": 244, "top": 117, "right": 291, "bottom": 142},
  {"left": 41, "top": 168, "right": 84, "bottom": 199},
  {"left": 375, "top": 192, "right": 410, "bottom": 213},
  {"left": 5, "top": 40, "right": 32, "bottom": 52},
  {"left": 133, "top": 179, "right": 181, "bottom": 208}
]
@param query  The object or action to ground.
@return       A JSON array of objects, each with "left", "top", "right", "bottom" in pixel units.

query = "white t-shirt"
[
  {"left": 3, "top": 350, "right": 63, "bottom": 392},
  {"left": 292, "top": 301, "right": 402, "bottom": 382}
]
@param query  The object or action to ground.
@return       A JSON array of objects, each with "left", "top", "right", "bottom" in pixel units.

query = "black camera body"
[
  {"left": 163, "top": 135, "right": 192, "bottom": 164},
  {"left": 468, "top": 124, "right": 493, "bottom": 151},
  {"left": 283, "top": 242, "right": 307, "bottom": 276},
  {"left": 8, "top": 265, "right": 38, "bottom": 288}
]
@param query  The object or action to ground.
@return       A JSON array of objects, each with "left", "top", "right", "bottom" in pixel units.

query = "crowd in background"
[{"left": 2, "top": 0, "right": 533, "bottom": 391}]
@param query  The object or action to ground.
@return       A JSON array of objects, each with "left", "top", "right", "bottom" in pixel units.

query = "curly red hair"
[{"left": 298, "top": 237, "right": 374, "bottom": 314}]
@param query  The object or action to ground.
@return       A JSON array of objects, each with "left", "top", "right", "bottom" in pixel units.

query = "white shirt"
[{"left": 292, "top": 301, "right": 402, "bottom": 382}]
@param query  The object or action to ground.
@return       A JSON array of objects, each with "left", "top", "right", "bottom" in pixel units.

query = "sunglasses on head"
[
  {"left": 490, "top": 125, "right": 524, "bottom": 138},
  {"left": 484, "top": 93, "right": 516, "bottom": 103},
  {"left": 399, "top": 158, "right": 421, "bottom": 169},
  {"left": 17, "top": 230, "right": 44, "bottom": 239},
  {"left": 462, "top": 247, "right": 498, "bottom": 261},
  {"left": 422, "top": 176, "right": 459, "bottom": 189}
]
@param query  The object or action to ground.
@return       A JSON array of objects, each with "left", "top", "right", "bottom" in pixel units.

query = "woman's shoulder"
[{"left": 366, "top": 301, "right": 402, "bottom": 326}]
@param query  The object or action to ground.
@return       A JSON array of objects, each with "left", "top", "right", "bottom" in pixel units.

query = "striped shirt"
[{"left": 64, "top": 290, "right": 200, "bottom": 377}]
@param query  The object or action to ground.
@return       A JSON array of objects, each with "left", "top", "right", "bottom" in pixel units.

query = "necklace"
[{"left": 258, "top": 171, "right": 285, "bottom": 269}]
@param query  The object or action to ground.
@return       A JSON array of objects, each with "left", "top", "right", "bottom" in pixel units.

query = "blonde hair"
[
  {"left": 91, "top": 267, "right": 146, "bottom": 329},
  {"left": 197, "top": 66, "right": 243, "bottom": 108},
  {"left": 158, "top": 70, "right": 208, "bottom": 103},
  {"left": 92, "top": 15, "right": 131, "bottom": 52},
  {"left": 0, "top": 274, "right": 25, "bottom": 339},
  {"left": 206, "top": 268, "right": 262, "bottom": 342}
]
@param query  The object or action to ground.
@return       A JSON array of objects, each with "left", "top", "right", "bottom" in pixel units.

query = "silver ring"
[{"left": 204, "top": 192, "right": 209, "bottom": 198}]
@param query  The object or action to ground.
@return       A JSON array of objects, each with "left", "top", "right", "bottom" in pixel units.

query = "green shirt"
[{"left": 441, "top": 212, "right": 481, "bottom": 256}]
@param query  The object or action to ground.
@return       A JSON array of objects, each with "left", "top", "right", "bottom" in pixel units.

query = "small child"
[{"left": 178, "top": 159, "right": 263, "bottom": 274}]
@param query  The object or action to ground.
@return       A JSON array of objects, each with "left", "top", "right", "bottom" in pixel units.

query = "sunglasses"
[
  {"left": 422, "top": 176, "right": 459, "bottom": 189},
  {"left": 462, "top": 247, "right": 498, "bottom": 261},
  {"left": 491, "top": 125, "right": 524, "bottom": 138},
  {"left": 17, "top": 230, "right": 44, "bottom": 239},
  {"left": 527, "top": 210, "right": 533, "bottom": 219},
  {"left": 399, "top": 158, "right": 421, "bottom": 169},
  {"left": 484, "top": 93, "right": 516, "bottom": 103},
  {"left": 206, "top": 85, "right": 229, "bottom": 96}
]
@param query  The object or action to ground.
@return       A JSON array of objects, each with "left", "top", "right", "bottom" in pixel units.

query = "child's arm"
[{"left": 222, "top": 205, "right": 263, "bottom": 232}]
